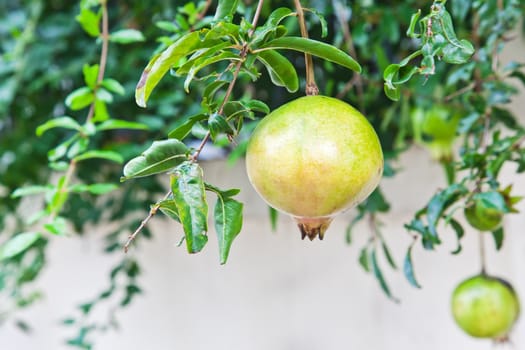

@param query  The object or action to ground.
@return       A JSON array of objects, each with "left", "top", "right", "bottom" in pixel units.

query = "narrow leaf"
[
  {"left": 0, "top": 232, "right": 41, "bottom": 261},
  {"left": 381, "top": 241, "right": 397, "bottom": 270},
  {"left": 403, "top": 244, "right": 422, "bottom": 288},
  {"left": 371, "top": 249, "right": 398, "bottom": 301},
  {"left": 256, "top": 50, "right": 298, "bottom": 92},
  {"left": 110, "top": 29, "right": 145, "bottom": 44},
  {"left": 36, "top": 117, "right": 82, "bottom": 136},
  {"left": 74, "top": 150, "right": 124, "bottom": 164},
  {"left": 269, "top": 206, "right": 278, "bottom": 232},
  {"left": 121, "top": 139, "right": 189, "bottom": 180},
  {"left": 96, "top": 119, "right": 149, "bottom": 131},
  {"left": 213, "top": 0, "right": 239, "bottom": 22},
  {"left": 136, "top": 31, "right": 219, "bottom": 107},
  {"left": 65, "top": 87, "right": 94, "bottom": 110},
  {"left": 168, "top": 114, "right": 208, "bottom": 140},
  {"left": 101, "top": 79, "right": 126, "bottom": 95},
  {"left": 214, "top": 195, "right": 243, "bottom": 264},
  {"left": 449, "top": 218, "right": 464, "bottom": 254},
  {"left": 260, "top": 37, "right": 361, "bottom": 73},
  {"left": 358, "top": 246, "right": 370, "bottom": 272},
  {"left": 171, "top": 163, "right": 209, "bottom": 253},
  {"left": 492, "top": 227, "right": 504, "bottom": 250},
  {"left": 11, "top": 185, "right": 53, "bottom": 198},
  {"left": 158, "top": 198, "right": 180, "bottom": 222}
]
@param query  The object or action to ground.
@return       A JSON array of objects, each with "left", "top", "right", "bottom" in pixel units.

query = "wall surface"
[{"left": 3, "top": 21, "right": 525, "bottom": 350}]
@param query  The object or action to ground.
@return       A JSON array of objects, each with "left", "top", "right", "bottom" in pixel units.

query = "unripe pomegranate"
[
  {"left": 245, "top": 96, "right": 383, "bottom": 240},
  {"left": 411, "top": 106, "right": 461, "bottom": 162},
  {"left": 451, "top": 274, "right": 520, "bottom": 340},
  {"left": 464, "top": 198, "right": 504, "bottom": 232}
]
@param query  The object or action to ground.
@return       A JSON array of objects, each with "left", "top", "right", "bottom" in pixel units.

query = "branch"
[
  {"left": 125, "top": 0, "right": 266, "bottom": 250},
  {"left": 124, "top": 191, "right": 172, "bottom": 252},
  {"left": 49, "top": 1, "right": 110, "bottom": 220},
  {"left": 293, "top": 0, "right": 318, "bottom": 96}
]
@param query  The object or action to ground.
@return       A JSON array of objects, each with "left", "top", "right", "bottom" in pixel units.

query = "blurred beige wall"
[{"left": 3, "top": 26, "right": 525, "bottom": 350}]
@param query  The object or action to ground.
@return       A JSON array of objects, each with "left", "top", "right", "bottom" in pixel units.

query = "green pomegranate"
[
  {"left": 451, "top": 274, "right": 520, "bottom": 340},
  {"left": 245, "top": 95, "right": 383, "bottom": 240},
  {"left": 411, "top": 106, "right": 461, "bottom": 161},
  {"left": 464, "top": 198, "right": 504, "bottom": 232}
]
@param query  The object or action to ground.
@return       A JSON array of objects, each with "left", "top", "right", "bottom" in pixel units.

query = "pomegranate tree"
[{"left": 246, "top": 95, "right": 383, "bottom": 240}]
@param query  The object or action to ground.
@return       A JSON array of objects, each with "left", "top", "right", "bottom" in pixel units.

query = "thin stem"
[
  {"left": 334, "top": 3, "right": 364, "bottom": 110},
  {"left": 124, "top": 191, "right": 172, "bottom": 252},
  {"left": 293, "top": 0, "right": 318, "bottom": 96},
  {"left": 191, "top": 0, "right": 264, "bottom": 161},
  {"left": 195, "top": 0, "right": 213, "bottom": 22},
  {"left": 479, "top": 231, "right": 487, "bottom": 274},
  {"left": 49, "top": 1, "right": 110, "bottom": 220},
  {"left": 126, "top": 0, "right": 265, "bottom": 250}
]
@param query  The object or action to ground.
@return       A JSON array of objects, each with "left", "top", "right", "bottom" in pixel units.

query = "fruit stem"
[
  {"left": 293, "top": 0, "right": 319, "bottom": 96},
  {"left": 479, "top": 231, "right": 487, "bottom": 275}
]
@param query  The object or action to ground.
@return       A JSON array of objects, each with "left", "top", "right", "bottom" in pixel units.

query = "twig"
[
  {"left": 190, "top": 0, "right": 264, "bottom": 161},
  {"left": 334, "top": 2, "right": 364, "bottom": 111},
  {"left": 195, "top": 0, "right": 213, "bottom": 22},
  {"left": 124, "top": 191, "right": 172, "bottom": 252},
  {"left": 444, "top": 82, "right": 475, "bottom": 101},
  {"left": 49, "top": 0, "right": 110, "bottom": 220},
  {"left": 125, "top": 0, "right": 266, "bottom": 250},
  {"left": 293, "top": 0, "right": 318, "bottom": 96}
]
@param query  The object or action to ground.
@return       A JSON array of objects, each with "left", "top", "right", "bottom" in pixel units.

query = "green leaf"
[
  {"left": 65, "top": 87, "right": 94, "bottom": 110},
  {"left": 358, "top": 246, "right": 370, "bottom": 272},
  {"left": 449, "top": 218, "right": 464, "bottom": 254},
  {"left": 75, "top": 7, "right": 101, "bottom": 37},
  {"left": 475, "top": 191, "right": 509, "bottom": 213},
  {"left": 96, "top": 119, "right": 149, "bottom": 131},
  {"left": 305, "top": 8, "right": 328, "bottom": 38},
  {"left": 12, "top": 185, "right": 53, "bottom": 198},
  {"left": 36, "top": 116, "right": 82, "bottom": 136},
  {"left": 168, "top": 114, "right": 208, "bottom": 140},
  {"left": 93, "top": 100, "right": 109, "bottom": 122},
  {"left": 135, "top": 31, "right": 219, "bottom": 107},
  {"left": 269, "top": 206, "right": 278, "bottom": 232},
  {"left": 492, "top": 227, "right": 504, "bottom": 250},
  {"left": 44, "top": 216, "right": 67, "bottom": 236},
  {"left": 74, "top": 150, "right": 124, "bottom": 164},
  {"left": 426, "top": 184, "right": 467, "bottom": 239},
  {"left": 109, "top": 29, "right": 145, "bottom": 44},
  {"left": 96, "top": 88, "right": 113, "bottom": 103},
  {"left": 213, "top": 0, "right": 239, "bottom": 22},
  {"left": 0, "top": 232, "right": 41, "bottom": 261},
  {"left": 121, "top": 139, "right": 189, "bottom": 180},
  {"left": 83, "top": 64, "right": 99, "bottom": 89},
  {"left": 101, "top": 79, "right": 125, "bottom": 95},
  {"left": 381, "top": 241, "right": 397, "bottom": 270},
  {"left": 214, "top": 195, "right": 243, "bottom": 264},
  {"left": 171, "top": 163, "right": 209, "bottom": 253},
  {"left": 243, "top": 99, "right": 270, "bottom": 114},
  {"left": 256, "top": 50, "right": 298, "bottom": 93},
  {"left": 158, "top": 198, "right": 180, "bottom": 222},
  {"left": 208, "top": 113, "right": 234, "bottom": 140},
  {"left": 259, "top": 37, "right": 361, "bottom": 73},
  {"left": 403, "top": 244, "right": 422, "bottom": 288},
  {"left": 371, "top": 249, "right": 398, "bottom": 301},
  {"left": 69, "top": 183, "right": 119, "bottom": 195},
  {"left": 384, "top": 83, "right": 400, "bottom": 101}
]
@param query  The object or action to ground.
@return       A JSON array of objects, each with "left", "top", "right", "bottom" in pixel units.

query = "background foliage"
[{"left": 1, "top": 0, "right": 525, "bottom": 348}]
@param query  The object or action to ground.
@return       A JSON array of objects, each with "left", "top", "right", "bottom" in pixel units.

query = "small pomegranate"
[
  {"left": 451, "top": 274, "right": 520, "bottom": 341},
  {"left": 245, "top": 95, "right": 383, "bottom": 240}
]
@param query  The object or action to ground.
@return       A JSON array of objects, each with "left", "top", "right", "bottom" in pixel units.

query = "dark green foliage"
[{"left": 1, "top": 0, "right": 525, "bottom": 346}]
